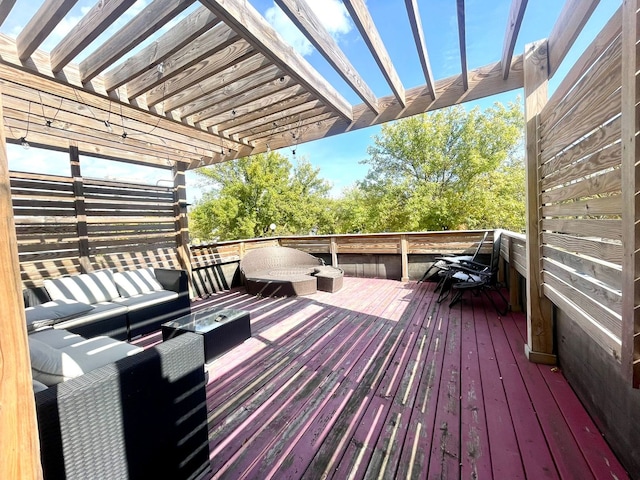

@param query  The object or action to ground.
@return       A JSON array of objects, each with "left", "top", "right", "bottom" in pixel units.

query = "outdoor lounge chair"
[
  {"left": 418, "top": 231, "right": 489, "bottom": 283},
  {"left": 441, "top": 230, "right": 509, "bottom": 315}
]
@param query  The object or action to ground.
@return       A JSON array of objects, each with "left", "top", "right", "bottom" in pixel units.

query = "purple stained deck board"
[
  {"left": 483, "top": 295, "right": 558, "bottom": 479},
  {"left": 178, "top": 277, "right": 627, "bottom": 480},
  {"left": 473, "top": 294, "right": 526, "bottom": 479},
  {"left": 499, "top": 309, "right": 597, "bottom": 479},
  {"left": 394, "top": 289, "right": 451, "bottom": 479},
  {"left": 460, "top": 300, "right": 492, "bottom": 479},
  {"left": 427, "top": 303, "right": 462, "bottom": 479}
]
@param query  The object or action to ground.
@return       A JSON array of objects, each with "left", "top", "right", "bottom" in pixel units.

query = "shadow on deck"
[{"left": 172, "top": 277, "right": 627, "bottom": 479}]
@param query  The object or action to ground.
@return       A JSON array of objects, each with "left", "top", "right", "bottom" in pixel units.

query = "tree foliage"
[
  {"left": 189, "top": 152, "right": 333, "bottom": 241},
  {"left": 189, "top": 102, "right": 526, "bottom": 241},
  {"left": 337, "top": 102, "right": 526, "bottom": 233}
]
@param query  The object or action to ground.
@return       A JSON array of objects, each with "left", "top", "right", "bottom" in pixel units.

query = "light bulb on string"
[{"left": 20, "top": 137, "right": 30, "bottom": 149}]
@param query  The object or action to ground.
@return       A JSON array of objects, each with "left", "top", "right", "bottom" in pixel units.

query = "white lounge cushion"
[
  {"left": 29, "top": 336, "right": 84, "bottom": 386},
  {"left": 25, "top": 299, "right": 94, "bottom": 332},
  {"left": 60, "top": 336, "right": 142, "bottom": 373},
  {"left": 44, "top": 270, "right": 121, "bottom": 304},
  {"left": 29, "top": 328, "right": 85, "bottom": 349},
  {"left": 112, "top": 290, "right": 178, "bottom": 311},
  {"left": 54, "top": 302, "right": 128, "bottom": 330},
  {"left": 113, "top": 268, "right": 164, "bottom": 298}
]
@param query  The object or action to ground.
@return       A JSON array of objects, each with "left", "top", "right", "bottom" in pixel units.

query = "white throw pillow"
[
  {"left": 28, "top": 336, "right": 84, "bottom": 386},
  {"left": 113, "top": 268, "right": 164, "bottom": 298},
  {"left": 44, "top": 270, "right": 120, "bottom": 304}
]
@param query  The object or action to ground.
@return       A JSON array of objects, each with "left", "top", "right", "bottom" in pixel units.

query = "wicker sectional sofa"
[
  {"left": 24, "top": 267, "right": 190, "bottom": 341},
  {"left": 35, "top": 332, "right": 211, "bottom": 480}
]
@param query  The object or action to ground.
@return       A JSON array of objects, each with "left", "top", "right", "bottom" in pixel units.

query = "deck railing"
[{"left": 188, "top": 230, "right": 524, "bottom": 298}]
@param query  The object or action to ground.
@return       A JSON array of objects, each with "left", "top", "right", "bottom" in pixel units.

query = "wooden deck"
[{"left": 171, "top": 277, "right": 627, "bottom": 479}]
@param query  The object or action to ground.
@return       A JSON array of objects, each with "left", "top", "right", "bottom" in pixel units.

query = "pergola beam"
[
  {"left": 199, "top": 0, "right": 353, "bottom": 122},
  {"left": 103, "top": 6, "right": 220, "bottom": 92},
  {"left": 125, "top": 23, "right": 240, "bottom": 100},
  {"left": 0, "top": 0, "right": 16, "bottom": 27},
  {"left": 16, "top": 0, "right": 78, "bottom": 61},
  {"left": 275, "top": 0, "right": 379, "bottom": 114},
  {"left": 404, "top": 0, "right": 436, "bottom": 100},
  {"left": 456, "top": 0, "right": 468, "bottom": 91},
  {"left": 50, "top": 0, "right": 137, "bottom": 73},
  {"left": 189, "top": 74, "right": 298, "bottom": 125},
  {"left": 79, "top": 0, "right": 195, "bottom": 83},
  {"left": 160, "top": 53, "right": 269, "bottom": 112},
  {"left": 177, "top": 64, "right": 283, "bottom": 119},
  {"left": 260, "top": 56, "right": 524, "bottom": 151},
  {"left": 343, "top": 0, "right": 406, "bottom": 107},
  {"left": 548, "top": 0, "right": 600, "bottom": 77},
  {"left": 501, "top": 0, "right": 528, "bottom": 80}
]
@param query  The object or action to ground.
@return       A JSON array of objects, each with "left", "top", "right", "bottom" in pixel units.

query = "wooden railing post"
[
  {"left": 70, "top": 145, "right": 91, "bottom": 273},
  {"left": 400, "top": 234, "right": 409, "bottom": 282},
  {"left": 0, "top": 86, "right": 43, "bottom": 479},
  {"left": 173, "top": 163, "right": 193, "bottom": 296},
  {"left": 508, "top": 238, "right": 522, "bottom": 312},
  {"left": 524, "top": 40, "right": 556, "bottom": 365},
  {"left": 330, "top": 236, "right": 338, "bottom": 267}
]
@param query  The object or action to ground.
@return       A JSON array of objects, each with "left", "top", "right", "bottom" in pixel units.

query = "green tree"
[
  {"left": 348, "top": 101, "right": 525, "bottom": 232},
  {"left": 189, "top": 152, "right": 333, "bottom": 241}
]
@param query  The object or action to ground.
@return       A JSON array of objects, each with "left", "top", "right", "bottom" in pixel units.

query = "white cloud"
[{"left": 264, "top": 0, "right": 352, "bottom": 57}]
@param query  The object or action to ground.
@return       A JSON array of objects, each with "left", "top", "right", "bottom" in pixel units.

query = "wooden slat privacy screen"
[
  {"left": 11, "top": 171, "right": 180, "bottom": 287},
  {"left": 538, "top": 10, "right": 624, "bottom": 358}
]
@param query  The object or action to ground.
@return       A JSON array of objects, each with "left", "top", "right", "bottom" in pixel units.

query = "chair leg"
[
  {"left": 436, "top": 274, "right": 452, "bottom": 303},
  {"left": 483, "top": 287, "right": 509, "bottom": 316},
  {"left": 418, "top": 263, "right": 439, "bottom": 283},
  {"left": 449, "top": 289, "right": 463, "bottom": 308}
]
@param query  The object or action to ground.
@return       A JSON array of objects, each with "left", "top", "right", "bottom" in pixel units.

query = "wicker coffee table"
[{"left": 162, "top": 307, "right": 251, "bottom": 362}]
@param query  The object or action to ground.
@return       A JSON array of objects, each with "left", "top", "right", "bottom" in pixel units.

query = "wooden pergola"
[
  {"left": 0, "top": 0, "right": 626, "bottom": 477},
  {"left": 0, "top": 0, "right": 590, "bottom": 169}
]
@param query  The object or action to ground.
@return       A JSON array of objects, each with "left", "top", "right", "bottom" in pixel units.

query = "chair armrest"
[
  {"left": 457, "top": 259, "right": 488, "bottom": 270},
  {"left": 154, "top": 268, "right": 188, "bottom": 294}
]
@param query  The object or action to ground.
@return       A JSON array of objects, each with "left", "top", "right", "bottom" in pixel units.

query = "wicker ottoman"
[{"left": 314, "top": 267, "right": 344, "bottom": 293}]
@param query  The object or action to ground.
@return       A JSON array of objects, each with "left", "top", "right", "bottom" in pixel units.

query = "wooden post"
[
  {"left": 400, "top": 234, "right": 409, "bottom": 282},
  {"left": 523, "top": 40, "right": 556, "bottom": 365},
  {"left": 509, "top": 238, "right": 522, "bottom": 313},
  {"left": 0, "top": 86, "right": 43, "bottom": 479},
  {"left": 621, "top": 0, "right": 639, "bottom": 387},
  {"left": 330, "top": 236, "right": 338, "bottom": 267},
  {"left": 173, "top": 163, "right": 193, "bottom": 296},
  {"left": 70, "top": 145, "right": 91, "bottom": 273}
]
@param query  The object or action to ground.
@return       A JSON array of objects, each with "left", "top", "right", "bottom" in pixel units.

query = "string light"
[{"left": 21, "top": 100, "right": 31, "bottom": 149}]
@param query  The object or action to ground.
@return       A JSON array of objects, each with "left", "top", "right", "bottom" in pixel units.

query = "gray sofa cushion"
[
  {"left": 113, "top": 268, "right": 164, "bottom": 297},
  {"left": 59, "top": 336, "right": 143, "bottom": 373},
  {"left": 29, "top": 336, "right": 84, "bottom": 386},
  {"left": 112, "top": 290, "right": 178, "bottom": 311},
  {"left": 44, "top": 269, "right": 121, "bottom": 304},
  {"left": 25, "top": 299, "right": 95, "bottom": 332},
  {"left": 29, "top": 328, "right": 85, "bottom": 349},
  {"left": 54, "top": 302, "right": 128, "bottom": 330},
  {"left": 29, "top": 329, "right": 143, "bottom": 386}
]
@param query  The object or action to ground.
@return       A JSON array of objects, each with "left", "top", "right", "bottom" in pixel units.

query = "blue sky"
[{"left": 2, "top": 0, "right": 622, "bottom": 201}]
